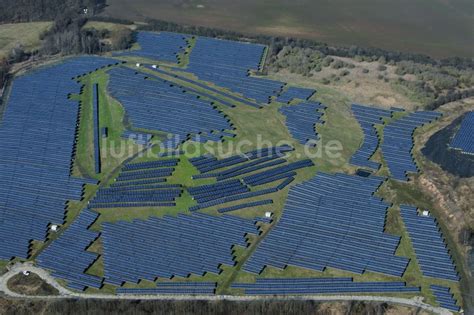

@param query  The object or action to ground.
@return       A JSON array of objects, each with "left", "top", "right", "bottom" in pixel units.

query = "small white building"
[
  {"left": 50, "top": 224, "right": 59, "bottom": 232},
  {"left": 152, "top": 65, "right": 158, "bottom": 69},
  {"left": 136, "top": 63, "right": 141, "bottom": 68},
  {"left": 22, "top": 270, "right": 30, "bottom": 276},
  {"left": 422, "top": 210, "right": 430, "bottom": 217},
  {"left": 265, "top": 211, "right": 273, "bottom": 218}
]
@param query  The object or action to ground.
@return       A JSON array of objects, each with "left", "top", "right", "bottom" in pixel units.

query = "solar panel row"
[
  {"left": 91, "top": 202, "right": 176, "bottom": 209},
  {"left": 92, "top": 83, "right": 101, "bottom": 174},
  {"left": 186, "top": 36, "right": 285, "bottom": 104},
  {"left": 188, "top": 147, "right": 311, "bottom": 211},
  {"left": 217, "top": 199, "right": 273, "bottom": 213},
  {"left": 277, "top": 87, "right": 316, "bottom": 104},
  {"left": 350, "top": 104, "right": 392, "bottom": 170},
  {"left": 116, "top": 288, "right": 215, "bottom": 295},
  {"left": 242, "top": 160, "right": 313, "bottom": 185},
  {"left": 450, "top": 111, "right": 474, "bottom": 154},
  {"left": 116, "top": 282, "right": 217, "bottom": 295},
  {"left": 89, "top": 159, "right": 181, "bottom": 208},
  {"left": 101, "top": 213, "right": 259, "bottom": 285},
  {"left": 123, "top": 158, "right": 179, "bottom": 171},
  {"left": 400, "top": 205, "right": 459, "bottom": 281},
  {"left": 115, "top": 32, "right": 190, "bottom": 63},
  {"left": 141, "top": 67, "right": 237, "bottom": 109}
]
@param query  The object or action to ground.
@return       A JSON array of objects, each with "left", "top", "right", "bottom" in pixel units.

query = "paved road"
[{"left": 0, "top": 262, "right": 454, "bottom": 315}]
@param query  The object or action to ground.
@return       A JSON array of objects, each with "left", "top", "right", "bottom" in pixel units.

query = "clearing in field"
[{"left": 0, "top": 31, "right": 466, "bottom": 313}]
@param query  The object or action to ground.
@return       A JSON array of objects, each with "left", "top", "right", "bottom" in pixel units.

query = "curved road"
[{"left": 0, "top": 263, "right": 453, "bottom": 315}]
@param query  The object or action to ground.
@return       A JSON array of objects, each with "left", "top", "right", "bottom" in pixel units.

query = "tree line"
[
  {"left": 135, "top": 18, "right": 474, "bottom": 71},
  {"left": 0, "top": 1, "right": 133, "bottom": 93},
  {"left": 0, "top": 0, "right": 105, "bottom": 23},
  {"left": 0, "top": 297, "right": 417, "bottom": 315}
]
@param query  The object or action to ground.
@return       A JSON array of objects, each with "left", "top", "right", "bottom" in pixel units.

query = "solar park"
[{"left": 0, "top": 31, "right": 465, "bottom": 312}]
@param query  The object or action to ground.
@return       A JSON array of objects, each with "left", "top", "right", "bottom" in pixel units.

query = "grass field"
[
  {"left": 103, "top": 0, "right": 474, "bottom": 58},
  {"left": 0, "top": 22, "right": 51, "bottom": 58}
]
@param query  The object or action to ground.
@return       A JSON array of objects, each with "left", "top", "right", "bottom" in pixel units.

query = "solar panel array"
[
  {"left": 190, "top": 145, "right": 294, "bottom": 180},
  {"left": 107, "top": 67, "right": 233, "bottom": 148},
  {"left": 147, "top": 66, "right": 262, "bottom": 108},
  {"left": 101, "top": 213, "right": 260, "bottom": 285},
  {"left": 117, "top": 282, "right": 217, "bottom": 295},
  {"left": 277, "top": 87, "right": 316, "bottom": 104},
  {"left": 450, "top": 111, "right": 474, "bottom": 154},
  {"left": 350, "top": 104, "right": 392, "bottom": 170},
  {"left": 279, "top": 102, "right": 326, "bottom": 146},
  {"left": 186, "top": 37, "right": 285, "bottom": 103},
  {"left": 244, "top": 172, "right": 408, "bottom": 277},
  {"left": 0, "top": 56, "right": 117, "bottom": 260},
  {"left": 430, "top": 285, "right": 461, "bottom": 312},
  {"left": 36, "top": 209, "right": 102, "bottom": 291},
  {"left": 115, "top": 32, "right": 190, "bottom": 63},
  {"left": 218, "top": 199, "right": 273, "bottom": 213},
  {"left": 89, "top": 158, "right": 181, "bottom": 209},
  {"left": 381, "top": 111, "right": 442, "bottom": 181},
  {"left": 231, "top": 277, "right": 420, "bottom": 295},
  {"left": 400, "top": 205, "right": 459, "bottom": 282}
]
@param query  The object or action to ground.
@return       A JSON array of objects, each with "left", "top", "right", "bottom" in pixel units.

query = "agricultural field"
[
  {"left": 0, "top": 29, "right": 470, "bottom": 314},
  {"left": 0, "top": 22, "right": 51, "bottom": 58},
  {"left": 102, "top": 0, "right": 474, "bottom": 58}
]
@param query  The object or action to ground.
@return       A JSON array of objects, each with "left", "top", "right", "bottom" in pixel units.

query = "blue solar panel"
[
  {"left": 86, "top": 157, "right": 181, "bottom": 208},
  {"left": 450, "top": 111, "right": 474, "bottom": 154},
  {"left": 186, "top": 36, "right": 285, "bottom": 104},
  {"left": 117, "top": 283, "right": 216, "bottom": 295},
  {"left": 218, "top": 199, "right": 273, "bottom": 213},
  {"left": 350, "top": 104, "right": 392, "bottom": 170},
  {"left": 279, "top": 101, "right": 326, "bottom": 146},
  {"left": 146, "top": 66, "right": 261, "bottom": 108},
  {"left": 0, "top": 56, "right": 118, "bottom": 260},
  {"left": 430, "top": 285, "right": 461, "bottom": 312},
  {"left": 244, "top": 172, "right": 409, "bottom": 277},
  {"left": 277, "top": 87, "right": 316, "bottom": 103},
  {"left": 115, "top": 31, "right": 190, "bottom": 63},
  {"left": 231, "top": 277, "right": 420, "bottom": 295}
]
